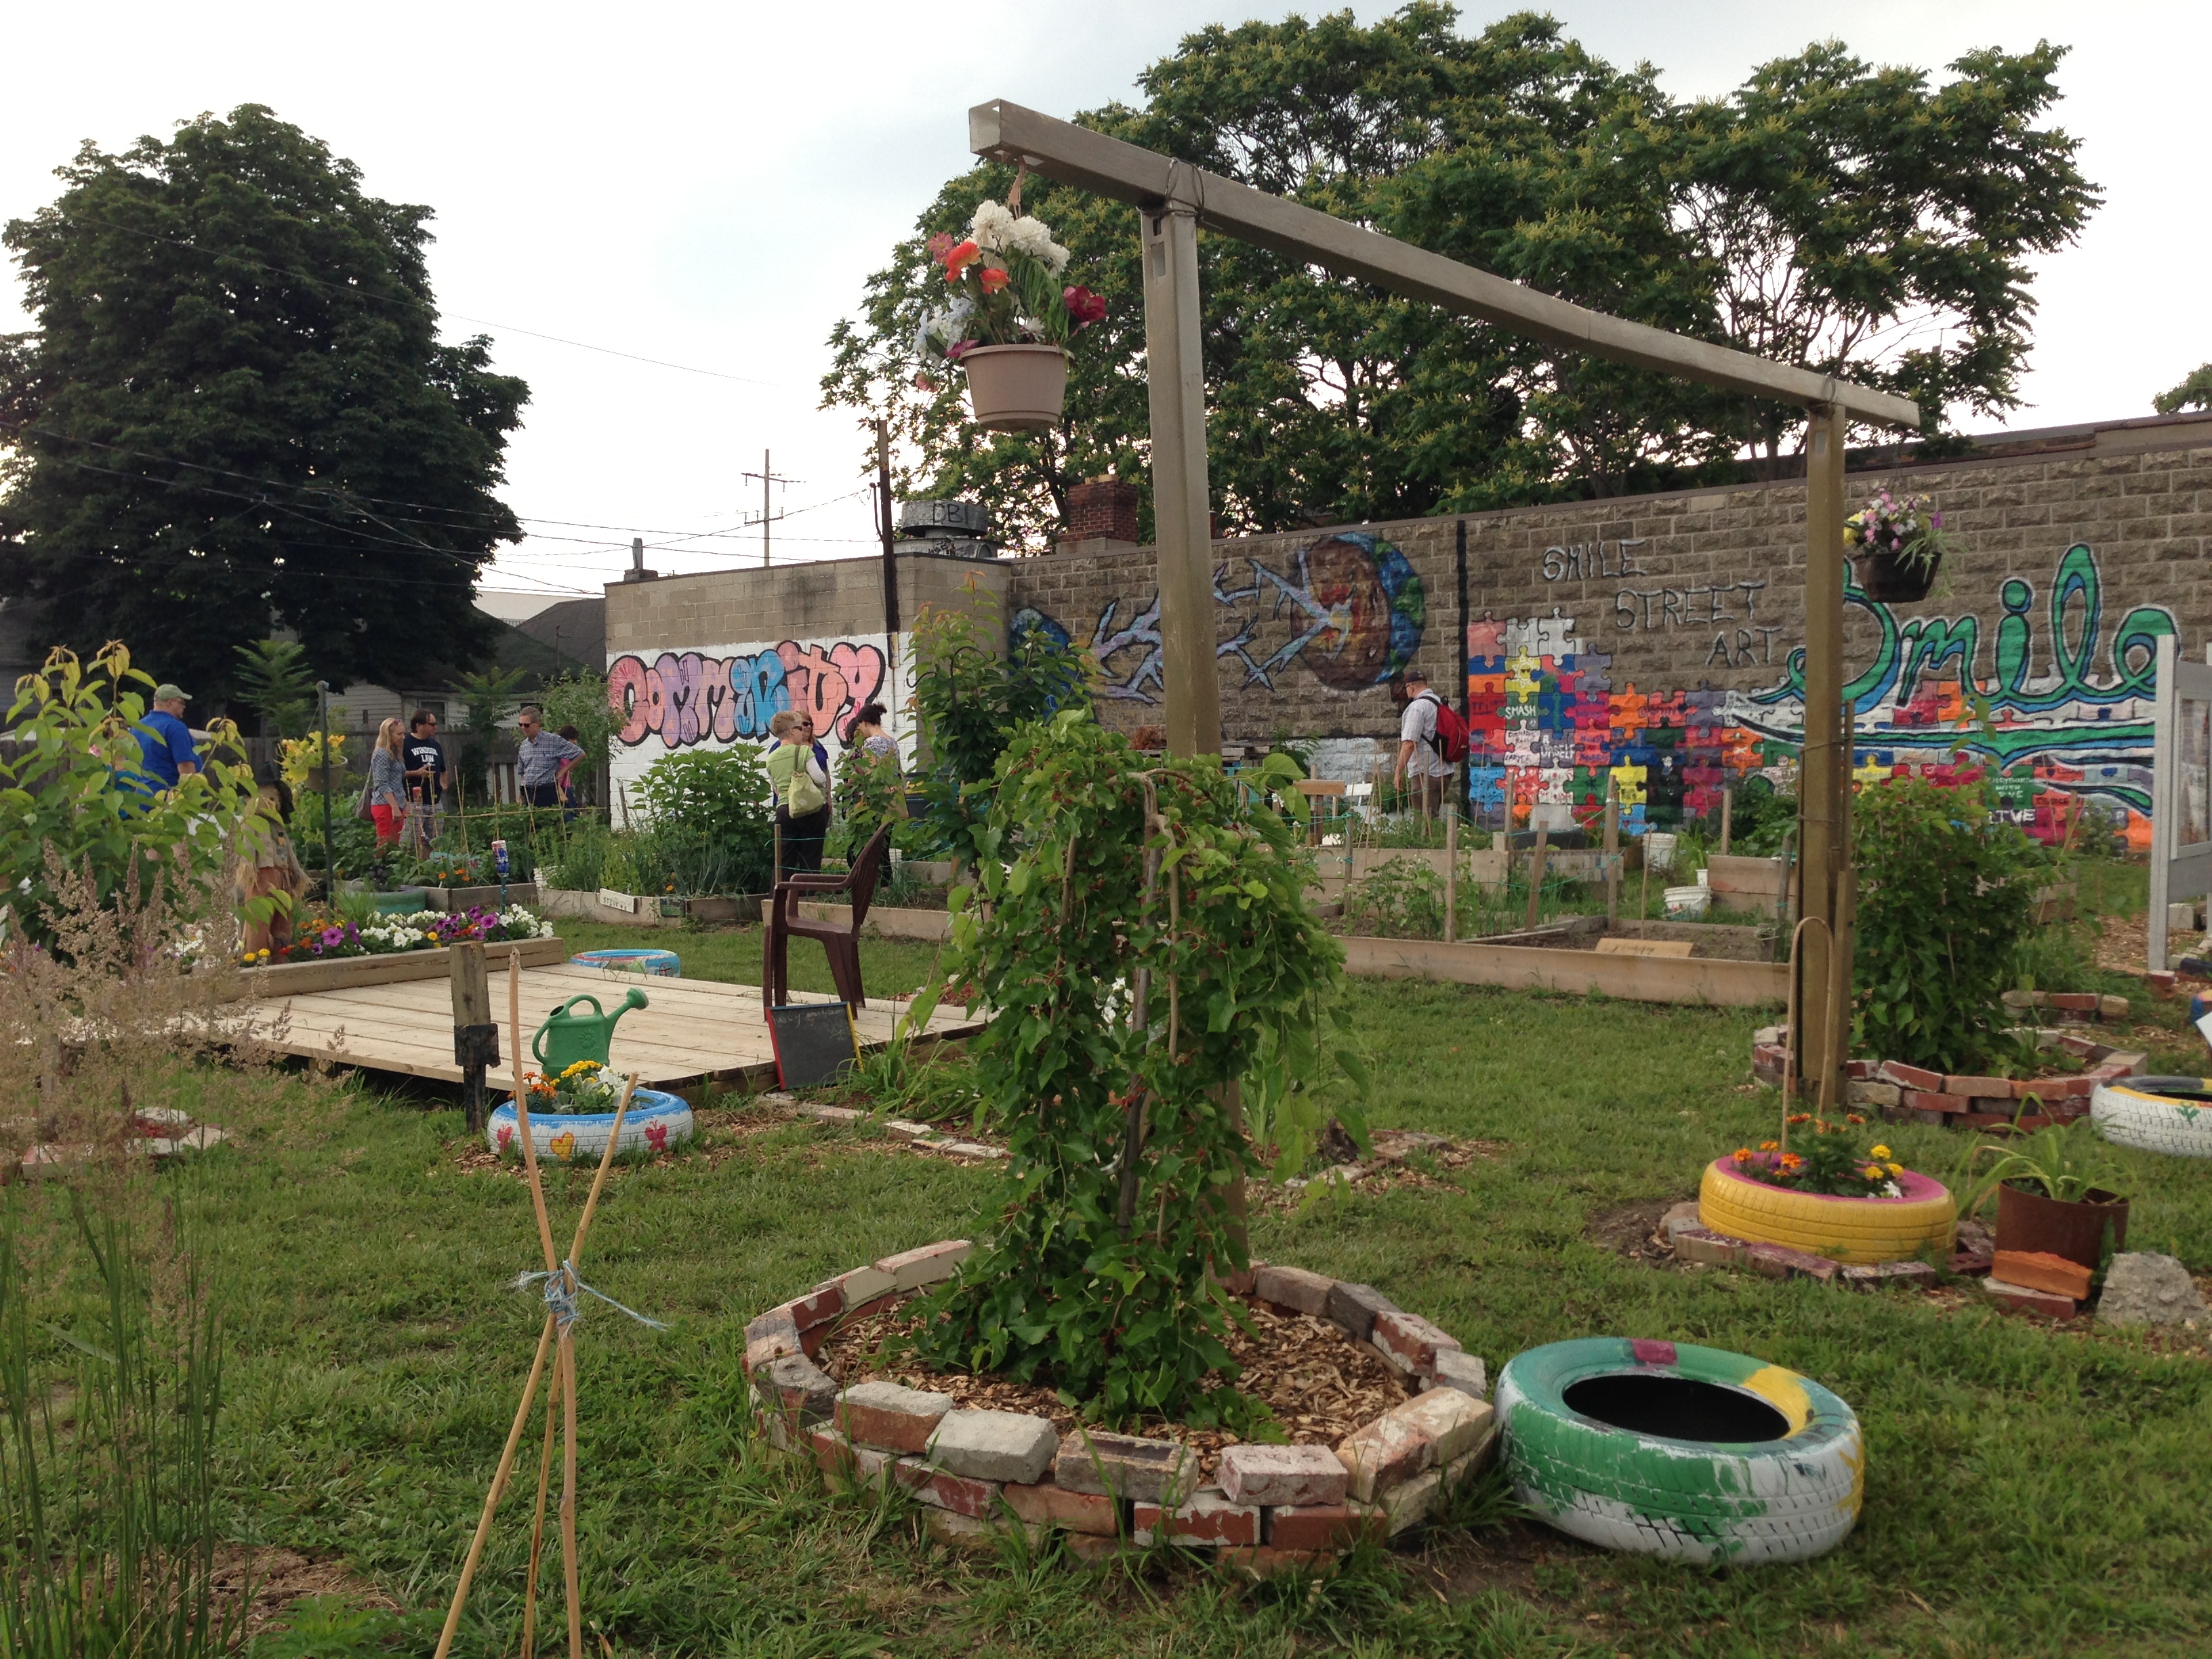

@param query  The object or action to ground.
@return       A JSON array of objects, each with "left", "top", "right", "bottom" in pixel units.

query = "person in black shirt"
[{"left": 403, "top": 709, "right": 452, "bottom": 850}]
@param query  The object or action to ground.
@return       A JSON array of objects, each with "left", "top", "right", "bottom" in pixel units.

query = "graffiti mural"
[
  {"left": 1023, "top": 532, "right": 1426, "bottom": 703},
  {"left": 608, "top": 638, "right": 888, "bottom": 752},
  {"left": 1472, "top": 542, "right": 2174, "bottom": 847}
]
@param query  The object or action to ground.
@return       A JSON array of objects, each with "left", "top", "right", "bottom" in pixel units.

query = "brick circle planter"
[{"left": 742, "top": 1244, "right": 1494, "bottom": 1574}]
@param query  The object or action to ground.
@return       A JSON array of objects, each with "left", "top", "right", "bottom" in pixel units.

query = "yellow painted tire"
[{"left": 1698, "top": 1160, "right": 1954, "bottom": 1265}]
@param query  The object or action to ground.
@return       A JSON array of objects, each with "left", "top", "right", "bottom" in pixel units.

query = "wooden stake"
[
  {"left": 1638, "top": 851, "right": 1650, "bottom": 939},
  {"left": 1720, "top": 787, "right": 1733, "bottom": 855},
  {"left": 521, "top": 1358, "right": 560, "bottom": 1659},
  {"left": 510, "top": 948, "right": 558, "bottom": 1274},
  {"left": 1603, "top": 779, "right": 1620, "bottom": 926},
  {"left": 1523, "top": 825, "right": 1549, "bottom": 935},
  {"left": 1442, "top": 805, "right": 1458, "bottom": 945},
  {"left": 560, "top": 1332, "right": 581, "bottom": 1659},
  {"left": 430, "top": 1317, "right": 557, "bottom": 1659}
]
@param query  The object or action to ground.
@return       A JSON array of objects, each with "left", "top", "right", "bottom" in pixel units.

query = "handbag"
[{"left": 352, "top": 775, "right": 376, "bottom": 821}]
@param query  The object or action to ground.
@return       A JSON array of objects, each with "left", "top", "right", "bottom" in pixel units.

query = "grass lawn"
[{"left": 31, "top": 882, "right": 2212, "bottom": 1657}]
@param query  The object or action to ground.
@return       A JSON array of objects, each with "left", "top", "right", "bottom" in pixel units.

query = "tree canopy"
[
  {"left": 822, "top": 6, "right": 2097, "bottom": 551},
  {"left": 2154, "top": 365, "right": 2212, "bottom": 416},
  {"left": 0, "top": 106, "right": 529, "bottom": 705}
]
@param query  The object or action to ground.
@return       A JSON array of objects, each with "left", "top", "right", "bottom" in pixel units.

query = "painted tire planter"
[
  {"left": 2092, "top": 1077, "right": 2212, "bottom": 1158},
  {"left": 1698, "top": 1158, "right": 1954, "bottom": 1265},
  {"left": 571, "top": 947, "right": 682, "bottom": 978},
  {"left": 487, "top": 1088, "right": 693, "bottom": 1162},
  {"left": 1497, "top": 1338, "right": 1862, "bottom": 1563}
]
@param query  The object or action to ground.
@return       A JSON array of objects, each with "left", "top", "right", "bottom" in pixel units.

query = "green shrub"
[
  {"left": 1853, "top": 776, "right": 2049, "bottom": 1071},
  {"left": 632, "top": 748, "right": 774, "bottom": 895}
]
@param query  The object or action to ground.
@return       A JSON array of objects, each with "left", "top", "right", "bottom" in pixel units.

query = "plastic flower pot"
[
  {"left": 960, "top": 344, "right": 1067, "bottom": 431},
  {"left": 1857, "top": 548, "right": 1939, "bottom": 603},
  {"left": 1696, "top": 1158, "right": 1956, "bottom": 1264},
  {"left": 1993, "top": 1181, "right": 2128, "bottom": 1271}
]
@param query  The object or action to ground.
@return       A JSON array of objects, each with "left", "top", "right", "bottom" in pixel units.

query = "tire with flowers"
[
  {"left": 1697, "top": 1158, "right": 1954, "bottom": 1264},
  {"left": 487, "top": 1088, "right": 694, "bottom": 1163},
  {"left": 1497, "top": 1338, "right": 1863, "bottom": 1563},
  {"left": 2091, "top": 1078, "right": 2212, "bottom": 1158}
]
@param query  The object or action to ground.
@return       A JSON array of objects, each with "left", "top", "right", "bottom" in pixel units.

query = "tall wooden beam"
[{"left": 1797, "top": 407, "right": 1849, "bottom": 1103}]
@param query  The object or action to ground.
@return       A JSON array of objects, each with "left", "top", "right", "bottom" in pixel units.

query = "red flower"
[
  {"left": 1064, "top": 285, "right": 1107, "bottom": 325},
  {"left": 942, "top": 239, "right": 980, "bottom": 279},
  {"left": 979, "top": 265, "right": 1011, "bottom": 294}
]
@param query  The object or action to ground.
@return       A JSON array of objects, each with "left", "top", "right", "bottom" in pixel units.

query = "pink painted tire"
[{"left": 1697, "top": 1159, "right": 1955, "bottom": 1265}]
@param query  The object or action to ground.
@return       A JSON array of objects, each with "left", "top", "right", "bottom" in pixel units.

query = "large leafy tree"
[
  {"left": 0, "top": 106, "right": 529, "bottom": 704},
  {"left": 824, "top": 8, "right": 2097, "bottom": 546}
]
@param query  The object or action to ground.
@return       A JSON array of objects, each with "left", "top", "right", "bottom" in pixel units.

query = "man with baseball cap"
[
  {"left": 1394, "top": 667, "right": 1450, "bottom": 819},
  {"left": 134, "top": 682, "right": 201, "bottom": 792}
]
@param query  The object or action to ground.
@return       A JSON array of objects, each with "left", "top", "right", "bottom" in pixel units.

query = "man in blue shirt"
[{"left": 134, "top": 682, "right": 201, "bottom": 792}]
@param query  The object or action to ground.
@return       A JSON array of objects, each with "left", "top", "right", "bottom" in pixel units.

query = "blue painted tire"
[
  {"left": 571, "top": 947, "right": 681, "bottom": 977},
  {"left": 1497, "top": 1338, "right": 1862, "bottom": 1563},
  {"left": 487, "top": 1088, "right": 694, "bottom": 1162}
]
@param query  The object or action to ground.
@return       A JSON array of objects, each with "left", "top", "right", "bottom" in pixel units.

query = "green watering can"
[{"left": 532, "top": 987, "right": 649, "bottom": 1076}]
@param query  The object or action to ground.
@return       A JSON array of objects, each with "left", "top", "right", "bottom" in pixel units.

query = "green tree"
[
  {"left": 0, "top": 106, "right": 529, "bottom": 704},
  {"left": 451, "top": 666, "right": 525, "bottom": 804},
  {"left": 2154, "top": 365, "right": 2212, "bottom": 415},
  {"left": 231, "top": 638, "right": 314, "bottom": 739}
]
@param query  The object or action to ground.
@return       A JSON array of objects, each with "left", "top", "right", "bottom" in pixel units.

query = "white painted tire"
[
  {"left": 1497, "top": 1338, "right": 1862, "bottom": 1564},
  {"left": 487, "top": 1088, "right": 695, "bottom": 1162},
  {"left": 2092, "top": 1078, "right": 2212, "bottom": 1158}
]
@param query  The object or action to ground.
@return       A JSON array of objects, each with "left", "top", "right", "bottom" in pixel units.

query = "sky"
[{"left": 3, "top": 1, "right": 2205, "bottom": 611}]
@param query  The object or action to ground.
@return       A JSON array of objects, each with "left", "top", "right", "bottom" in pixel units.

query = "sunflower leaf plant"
[
  {"left": 1727, "top": 1113, "right": 1906, "bottom": 1197},
  {"left": 523, "top": 1060, "right": 622, "bottom": 1115},
  {"left": 912, "top": 199, "right": 1108, "bottom": 378}
]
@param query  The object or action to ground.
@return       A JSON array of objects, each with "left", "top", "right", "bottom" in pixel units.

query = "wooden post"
[
  {"left": 1638, "top": 851, "right": 1650, "bottom": 939},
  {"left": 1720, "top": 786, "right": 1733, "bottom": 856},
  {"left": 1140, "top": 199, "right": 1221, "bottom": 760},
  {"left": 449, "top": 941, "right": 497, "bottom": 1134},
  {"left": 1443, "top": 806, "right": 1458, "bottom": 945},
  {"left": 1796, "top": 405, "right": 1849, "bottom": 1105},
  {"left": 1523, "top": 825, "right": 1549, "bottom": 935},
  {"left": 1603, "top": 779, "right": 1620, "bottom": 926}
]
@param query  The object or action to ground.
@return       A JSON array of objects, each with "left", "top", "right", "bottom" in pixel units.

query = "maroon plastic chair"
[{"left": 763, "top": 823, "right": 893, "bottom": 1013}]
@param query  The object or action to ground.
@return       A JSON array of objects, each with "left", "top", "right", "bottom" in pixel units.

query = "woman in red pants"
[{"left": 367, "top": 718, "right": 409, "bottom": 849}]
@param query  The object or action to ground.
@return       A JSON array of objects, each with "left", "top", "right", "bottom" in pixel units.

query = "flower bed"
[
  {"left": 241, "top": 904, "right": 551, "bottom": 967},
  {"left": 745, "top": 1244, "right": 1494, "bottom": 1572}
]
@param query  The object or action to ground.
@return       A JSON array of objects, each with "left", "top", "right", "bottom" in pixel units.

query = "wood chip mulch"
[{"left": 816, "top": 1293, "right": 1412, "bottom": 1478}]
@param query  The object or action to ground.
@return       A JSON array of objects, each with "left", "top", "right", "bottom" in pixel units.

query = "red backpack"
[{"left": 1419, "top": 692, "right": 1469, "bottom": 764}]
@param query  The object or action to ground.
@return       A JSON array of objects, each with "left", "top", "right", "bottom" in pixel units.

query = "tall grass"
[{"left": 0, "top": 1194, "right": 243, "bottom": 1658}]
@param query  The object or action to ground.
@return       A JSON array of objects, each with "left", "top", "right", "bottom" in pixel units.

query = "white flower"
[
  {"left": 970, "top": 201, "right": 1016, "bottom": 251},
  {"left": 1004, "top": 214, "right": 1070, "bottom": 276}
]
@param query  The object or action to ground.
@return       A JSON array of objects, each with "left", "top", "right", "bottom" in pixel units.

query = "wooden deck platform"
[{"left": 245, "top": 960, "right": 981, "bottom": 1091}]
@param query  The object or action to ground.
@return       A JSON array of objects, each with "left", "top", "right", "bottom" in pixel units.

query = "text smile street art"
[
  {"left": 607, "top": 638, "right": 888, "bottom": 751},
  {"left": 1482, "top": 541, "right": 2171, "bottom": 844}
]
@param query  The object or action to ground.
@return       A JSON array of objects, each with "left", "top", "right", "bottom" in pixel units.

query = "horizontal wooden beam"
[
  {"left": 1340, "top": 934, "right": 1787, "bottom": 1005},
  {"left": 970, "top": 100, "right": 1921, "bottom": 432}
]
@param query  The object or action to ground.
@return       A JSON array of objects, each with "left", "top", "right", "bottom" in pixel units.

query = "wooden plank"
[
  {"left": 1595, "top": 937, "right": 1696, "bottom": 958},
  {"left": 1340, "top": 935, "right": 1786, "bottom": 1005},
  {"left": 243, "top": 935, "right": 568, "bottom": 996},
  {"left": 796, "top": 903, "right": 952, "bottom": 944},
  {"left": 969, "top": 100, "right": 1921, "bottom": 430}
]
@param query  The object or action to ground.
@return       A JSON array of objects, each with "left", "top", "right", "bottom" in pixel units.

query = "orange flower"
[
  {"left": 1732, "top": 1147, "right": 1753, "bottom": 1164},
  {"left": 1786, "top": 1113, "right": 1811, "bottom": 1125},
  {"left": 1759, "top": 1140, "right": 1779, "bottom": 1151},
  {"left": 942, "top": 239, "right": 980, "bottom": 279},
  {"left": 1778, "top": 1151, "right": 1805, "bottom": 1170},
  {"left": 979, "top": 265, "right": 1011, "bottom": 293},
  {"left": 1846, "top": 1113, "right": 1866, "bottom": 1126}
]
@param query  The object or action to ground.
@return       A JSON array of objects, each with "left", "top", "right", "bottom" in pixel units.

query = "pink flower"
[
  {"left": 945, "top": 339, "right": 978, "bottom": 361},
  {"left": 926, "top": 232, "right": 955, "bottom": 260},
  {"left": 1064, "top": 285, "right": 1107, "bottom": 325},
  {"left": 322, "top": 927, "right": 345, "bottom": 948}
]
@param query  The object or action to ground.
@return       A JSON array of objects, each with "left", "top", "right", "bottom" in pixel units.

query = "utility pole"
[
  {"left": 743, "top": 450, "right": 790, "bottom": 567},
  {"left": 876, "top": 419, "right": 900, "bottom": 723}
]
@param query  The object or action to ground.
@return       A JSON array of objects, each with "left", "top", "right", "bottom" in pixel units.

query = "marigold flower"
[
  {"left": 1759, "top": 1140, "right": 1779, "bottom": 1151},
  {"left": 1778, "top": 1152, "right": 1805, "bottom": 1170},
  {"left": 979, "top": 265, "right": 1011, "bottom": 293},
  {"left": 1732, "top": 1148, "right": 1753, "bottom": 1164},
  {"left": 1846, "top": 1113, "right": 1866, "bottom": 1126},
  {"left": 1786, "top": 1113, "right": 1811, "bottom": 1125},
  {"left": 1870, "top": 1145, "right": 1892, "bottom": 1160},
  {"left": 1887, "top": 1162, "right": 1904, "bottom": 1176},
  {"left": 1863, "top": 1166, "right": 1885, "bottom": 1181}
]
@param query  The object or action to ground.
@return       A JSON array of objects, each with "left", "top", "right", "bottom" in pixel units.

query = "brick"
[
  {"left": 776, "top": 1284, "right": 843, "bottom": 1333},
  {"left": 1845, "top": 1058, "right": 1872, "bottom": 1080},
  {"left": 1378, "top": 1437, "right": 1492, "bottom": 1536},
  {"left": 1001, "top": 1478, "right": 1121, "bottom": 1536},
  {"left": 1218, "top": 1265, "right": 1258, "bottom": 1296},
  {"left": 743, "top": 1309, "right": 802, "bottom": 1374},
  {"left": 1903, "top": 1090, "right": 1969, "bottom": 1115},
  {"left": 1882, "top": 1061, "right": 1945, "bottom": 1091},
  {"left": 1053, "top": 1431, "right": 1197, "bottom": 1504},
  {"left": 1336, "top": 1391, "right": 1492, "bottom": 1503},
  {"left": 1253, "top": 1264, "right": 1335, "bottom": 1317},
  {"left": 754, "top": 1355, "right": 838, "bottom": 1427},
  {"left": 1672, "top": 1227, "right": 1746, "bottom": 1266},
  {"left": 834, "top": 1380, "right": 953, "bottom": 1453},
  {"left": 1847, "top": 1080, "right": 1902, "bottom": 1108},
  {"left": 1992, "top": 1250, "right": 2095, "bottom": 1300},
  {"left": 1133, "top": 1489, "right": 1261, "bottom": 1547},
  {"left": 925, "top": 1409, "right": 1058, "bottom": 1484},
  {"left": 1063, "top": 1532, "right": 1132, "bottom": 1563},
  {"left": 922, "top": 1509, "right": 997, "bottom": 1544},
  {"left": 808, "top": 1427, "right": 895, "bottom": 1489},
  {"left": 1217, "top": 1443, "right": 1348, "bottom": 1508},
  {"left": 1744, "top": 1242, "right": 1841, "bottom": 1282},
  {"left": 1264, "top": 1501, "right": 1385, "bottom": 1551},
  {"left": 1944, "top": 1074, "right": 2014, "bottom": 1094},
  {"left": 1982, "top": 1277, "right": 2077, "bottom": 1321},
  {"left": 1950, "top": 1248, "right": 1995, "bottom": 1277},
  {"left": 2099, "top": 994, "right": 2131, "bottom": 1019},
  {"left": 2056, "top": 1032, "right": 2102, "bottom": 1058},
  {"left": 893, "top": 1456, "right": 1000, "bottom": 1518},
  {"left": 1371, "top": 1309, "right": 1460, "bottom": 1376},
  {"left": 1223, "top": 1545, "right": 1338, "bottom": 1578},
  {"left": 1423, "top": 1349, "right": 1489, "bottom": 1401},
  {"left": 2047, "top": 993, "right": 2099, "bottom": 1012},
  {"left": 873, "top": 1240, "right": 971, "bottom": 1291},
  {"left": 1325, "top": 1282, "right": 1399, "bottom": 1342}
]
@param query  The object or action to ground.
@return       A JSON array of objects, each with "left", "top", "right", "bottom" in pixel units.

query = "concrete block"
[
  {"left": 1672, "top": 1227, "right": 1746, "bottom": 1266},
  {"left": 1423, "top": 1349, "right": 1489, "bottom": 1400},
  {"left": 1053, "top": 1430, "right": 1197, "bottom": 1504},
  {"left": 874, "top": 1240, "right": 971, "bottom": 1290},
  {"left": 925, "top": 1409, "right": 1058, "bottom": 1485},
  {"left": 2097, "top": 1252, "right": 2211, "bottom": 1326},
  {"left": 1253, "top": 1264, "right": 1335, "bottom": 1317},
  {"left": 834, "top": 1380, "right": 953, "bottom": 1453},
  {"left": 820, "top": 1265, "right": 897, "bottom": 1309},
  {"left": 754, "top": 1355, "right": 838, "bottom": 1427},
  {"left": 743, "top": 1309, "right": 802, "bottom": 1374},
  {"left": 1324, "top": 1281, "right": 1399, "bottom": 1342},
  {"left": 1847, "top": 1080, "right": 1902, "bottom": 1108},
  {"left": 1216, "top": 1443, "right": 1348, "bottom": 1508}
]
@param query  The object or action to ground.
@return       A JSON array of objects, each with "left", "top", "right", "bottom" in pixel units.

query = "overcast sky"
[{"left": 4, "top": 1, "right": 2204, "bottom": 607}]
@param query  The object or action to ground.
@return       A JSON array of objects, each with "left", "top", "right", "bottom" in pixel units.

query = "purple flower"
[
  {"left": 322, "top": 927, "right": 345, "bottom": 948},
  {"left": 1931, "top": 511, "right": 1942, "bottom": 529}
]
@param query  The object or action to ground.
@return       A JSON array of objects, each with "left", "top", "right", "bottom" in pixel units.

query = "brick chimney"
[{"left": 1059, "top": 476, "right": 1141, "bottom": 553}]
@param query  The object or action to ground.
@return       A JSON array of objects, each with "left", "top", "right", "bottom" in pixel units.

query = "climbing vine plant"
[{"left": 907, "top": 712, "right": 1363, "bottom": 1427}]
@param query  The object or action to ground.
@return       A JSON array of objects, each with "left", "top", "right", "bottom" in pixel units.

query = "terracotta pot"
[
  {"left": 961, "top": 344, "right": 1067, "bottom": 431},
  {"left": 1856, "top": 547, "right": 1938, "bottom": 603},
  {"left": 1993, "top": 1181, "right": 2128, "bottom": 1271}
]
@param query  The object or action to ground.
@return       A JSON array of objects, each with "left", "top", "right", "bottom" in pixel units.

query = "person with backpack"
[{"left": 1394, "top": 667, "right": 1465, "bottom": 819}]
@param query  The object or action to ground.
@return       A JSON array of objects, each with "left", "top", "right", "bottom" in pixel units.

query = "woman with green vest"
[{"left": 764, "top": 708, "right": 832, "bottom": 879}]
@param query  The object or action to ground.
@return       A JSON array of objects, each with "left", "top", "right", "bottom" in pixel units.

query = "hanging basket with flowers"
[
  {"left": 914, "top": 192, "right": 1108, "bottom": 432},
  {"left": 1845, "top": 489, "right": 1952, "bottom": 603}
]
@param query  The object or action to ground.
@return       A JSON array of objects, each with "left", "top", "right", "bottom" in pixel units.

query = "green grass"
[{"left": 17, "top": 867, "right": 2212, "bottom": 1657}]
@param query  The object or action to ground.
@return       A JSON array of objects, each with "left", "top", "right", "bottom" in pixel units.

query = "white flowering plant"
[
  {"left": 912, "top": 199, "right": 1107, "bottom": 373},
  {"left": 1845, "top": 489, "right": 1950, "bottom": 579}
]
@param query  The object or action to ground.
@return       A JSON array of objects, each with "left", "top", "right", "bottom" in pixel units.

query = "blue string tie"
[{"left": 511, "top": 1261, "right": 668, "bottom": 1332}]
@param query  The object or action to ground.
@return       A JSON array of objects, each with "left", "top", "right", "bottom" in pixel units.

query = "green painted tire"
[{"left": 1496, "top": 1338, "right": 1862, "bottom": 1563}]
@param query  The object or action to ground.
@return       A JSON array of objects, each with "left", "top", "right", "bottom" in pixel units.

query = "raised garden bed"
[
  {"left": 745, "top": 1242, "right": 1494, "bottom": 1572},
  {"left": 242, "top": 933, "right": 569, "bottom": 996}
]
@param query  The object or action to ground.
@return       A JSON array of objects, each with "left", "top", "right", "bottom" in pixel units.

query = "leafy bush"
[
  {"left": 632, "top": 748, "right": 775, "bottom": 895},
  {"left": 535, "top": 671, "right": 619, "bottom": 801},
  {"left": 908, "top": 715, "right": 1361, "bottom": 1427},
  {"left": 1853, "top": 776, "right": 2049, "bottom": 1071}
]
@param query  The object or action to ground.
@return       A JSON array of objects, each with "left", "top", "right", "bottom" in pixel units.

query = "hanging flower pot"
[
  {"left": 1846, "top": 489, "right": 1949, "bottom": 603},
  {"left": 1858, "top": 547, "right": 1940, "bottom": 603},
  {"left": 960, "top": 344, "right": 1068, "bottom": 432}
]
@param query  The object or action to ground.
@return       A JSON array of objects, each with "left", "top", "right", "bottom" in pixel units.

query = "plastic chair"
[{"left": 763, "top": 823, "right": 892, "bottom": 1013}]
